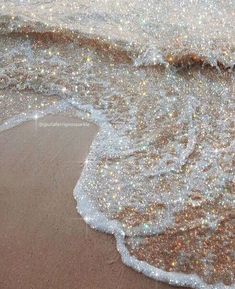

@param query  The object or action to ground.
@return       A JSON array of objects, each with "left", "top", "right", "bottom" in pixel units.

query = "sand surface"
[{"left": 0, "top": 114, "right": 179, "bottom": 289}]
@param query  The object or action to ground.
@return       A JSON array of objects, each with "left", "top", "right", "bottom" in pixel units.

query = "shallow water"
[{"left": 0, "top": 1, "right": 234, "bottom": 288}]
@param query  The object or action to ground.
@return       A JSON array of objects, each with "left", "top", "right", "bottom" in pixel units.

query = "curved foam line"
[
  {"left": 71, "top": 103, "right": 230, "bottom": 289},
  {"left": 0, "top": 100, "right": 69, "bottom": 133},
  {"left": 0, "top": 101, "right": 232, "bottom": 289}
]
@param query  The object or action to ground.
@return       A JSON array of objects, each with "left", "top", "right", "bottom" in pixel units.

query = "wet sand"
[{"left": 0, "top": 114, "right": 177, "bottom": 289}]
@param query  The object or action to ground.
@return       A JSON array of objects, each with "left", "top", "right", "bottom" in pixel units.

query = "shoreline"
[{"left": 0, "top": 114, "right": 177, "bottom": 289}]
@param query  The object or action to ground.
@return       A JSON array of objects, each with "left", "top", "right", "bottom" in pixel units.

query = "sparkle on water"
[{"left": 0, "top": 1, "right": 234, "bottom": 288}]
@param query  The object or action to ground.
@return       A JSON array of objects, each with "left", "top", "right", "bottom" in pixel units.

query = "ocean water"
[{"left": 0, "top": 1, "right": 234, "bottom": 288}]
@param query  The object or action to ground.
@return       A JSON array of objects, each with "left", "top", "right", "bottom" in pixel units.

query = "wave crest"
[{"left": 1, "top": 14, "right": 234, "bottom": 70}]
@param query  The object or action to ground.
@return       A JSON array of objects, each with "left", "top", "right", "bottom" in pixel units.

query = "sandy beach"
[
  {"left": 0, "top": 1, "right": 234, "bottom": 287},
  {"left": 0, "top": 114, "right": 179, "bottom": 289}
]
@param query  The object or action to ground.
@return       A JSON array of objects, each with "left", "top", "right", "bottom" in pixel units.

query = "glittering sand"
[
  {"left": 0, "top": 1, "right": 234, "bottom": 287},
  {"left": 0, "top": 114, "right": 179, "bottom": 289}
]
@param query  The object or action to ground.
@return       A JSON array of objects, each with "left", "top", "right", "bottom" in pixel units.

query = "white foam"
[
  {"left": 0, "top": 100, "right": 69, "bottom": 133},
  {"left": 70, "top": 100, "right": 232, "bottom": 289},
  {"left": 0, "top": 101, "right": 233, "bottom": 289}
]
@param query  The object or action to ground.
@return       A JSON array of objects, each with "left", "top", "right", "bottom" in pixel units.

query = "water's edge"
[
  {"left": 0, "top": 101, "right": 230, "bottom": 289},
  {"left": 0, "top": 7, "right": 234, "bottom": 288}
]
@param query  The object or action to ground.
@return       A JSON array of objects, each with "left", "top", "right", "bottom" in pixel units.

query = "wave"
[
  {"left": 1, "top": 99, "right": 234, "bottom": 289},
  {"left": 0, "top": 14, "right": 234, "bottom": 71},
  {"left": 0, "top": 6, "right": 234, "bottom": 289}
]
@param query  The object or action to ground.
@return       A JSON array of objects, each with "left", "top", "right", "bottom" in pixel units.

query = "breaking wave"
[
  {"left": 0, "top": 2, "right": 234, "bottom": 288},
  {"left": 1, "top": 14, "right": 234, "bottom": 70}
]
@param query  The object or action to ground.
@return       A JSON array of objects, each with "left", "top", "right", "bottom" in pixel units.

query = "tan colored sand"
[{"left": 0, "top": 114, "right": 179, "bottom": 289}]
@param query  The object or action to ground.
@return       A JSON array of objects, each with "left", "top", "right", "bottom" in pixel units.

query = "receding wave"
[{"left": 0, "top": 2, "right": 234, "bottom": 288}]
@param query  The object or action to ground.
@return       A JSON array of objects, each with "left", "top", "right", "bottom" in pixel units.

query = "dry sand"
[{"left": 0, "top": 114, "right": 182, "bottom": 289}]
